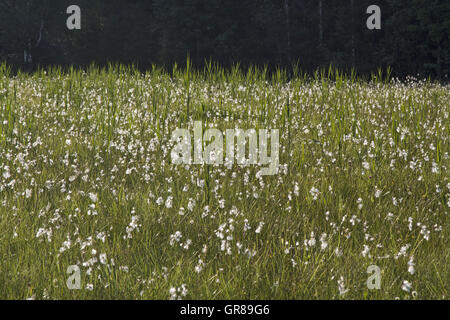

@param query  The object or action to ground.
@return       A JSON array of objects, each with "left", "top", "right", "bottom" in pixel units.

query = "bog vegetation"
[{"left": 0, "top": 62, "right": 448, "bottom": 299}]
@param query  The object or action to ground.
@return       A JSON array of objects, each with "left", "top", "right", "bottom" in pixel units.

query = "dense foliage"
[{"left": 0, "top": 0, "right": 449, "bottom": 78}]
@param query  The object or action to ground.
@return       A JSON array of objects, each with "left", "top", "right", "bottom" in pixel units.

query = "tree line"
[{"left": 0, "top": 0, "right": 449, "bottom": 79}]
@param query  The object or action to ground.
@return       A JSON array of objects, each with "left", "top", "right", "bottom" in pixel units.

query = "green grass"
[{"left": 0, "top": 62, "right": 448, "bottom": 299}]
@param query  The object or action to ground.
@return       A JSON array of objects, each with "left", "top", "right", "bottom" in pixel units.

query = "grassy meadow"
[{"left": 0, "top": 63, "right": 448, "bottom": 299}]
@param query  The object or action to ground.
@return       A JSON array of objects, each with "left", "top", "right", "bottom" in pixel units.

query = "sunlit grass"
[{"left": 0, "top": 62, "right": 448, "bottom": 299}]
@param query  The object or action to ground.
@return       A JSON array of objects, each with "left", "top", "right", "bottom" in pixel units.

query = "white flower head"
[
  {"left": 89, "top": 193, "right": 98, "bottom": 203},
  {"left": 407, "top": 256, "right": 415, "bottom": 275},
  {"left": 401, "top": 280, "right": 412, "bottom": 293}
]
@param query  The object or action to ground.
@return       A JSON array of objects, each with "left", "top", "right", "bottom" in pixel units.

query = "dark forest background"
[{"left": 0, "top": 0, "right": 449, "bottom": 78}]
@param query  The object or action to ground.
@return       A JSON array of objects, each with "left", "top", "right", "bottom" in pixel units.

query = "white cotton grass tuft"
[
  {"left": 401, "top": 280, "right": 412, "bottom": 293},
  {"left": 361, "top": 245, "right": 370, "bottom": 258},
  {"left": 309, "top": 187, "right": 320, "bottom": 201},
  {"left": 320, "top": 233, "right": 328, "bottom": 250},
  {"left": 255, "top": 221, "right": 265, "bottom": 234},
  {"left": 89, "top": 192, "right": 98, "bottom": 203},
  {"left": 407, "top": 256, "right": 415, "bottom": 275},
  {"left": 374, "top": 187, "right": 382, "bottom": 198},
  {"left": 337, "top": 276, "right": 349, "bottom": 296},
  {"left": 169, "top": 284, "right": 188, "bottom": 300},
  {"left": 124, "top": 212, "right": 140, "bottom": 239}
]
